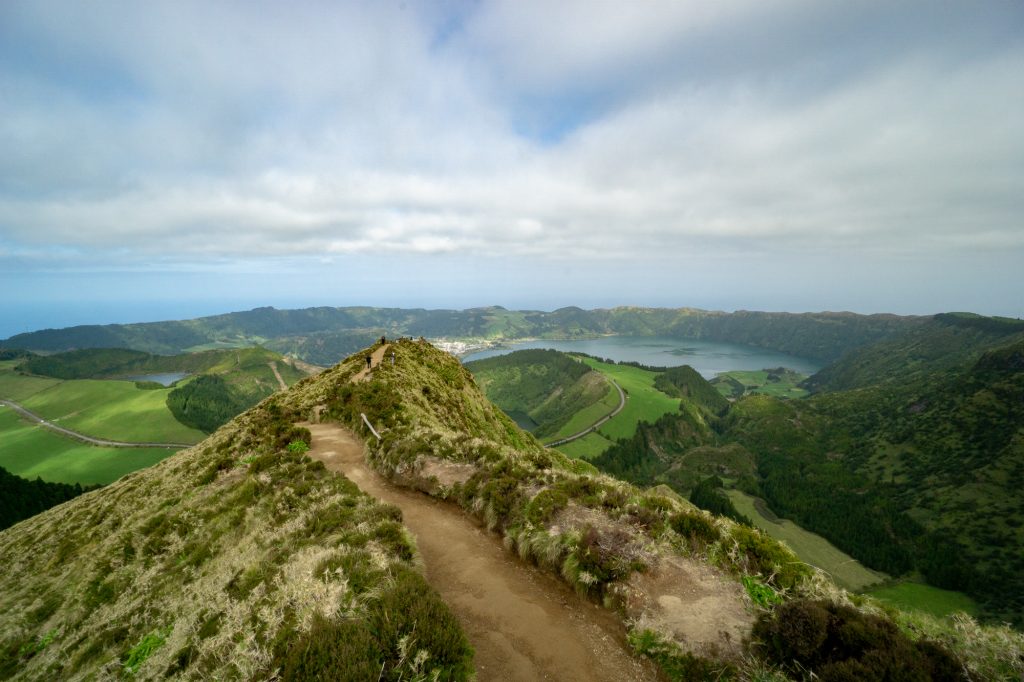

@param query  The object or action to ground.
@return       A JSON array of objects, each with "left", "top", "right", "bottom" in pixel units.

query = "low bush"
[
  {"left": 730, "top": 524, "right": 808, "bottom": 589},
  {"left": 753, "top": 599, "right": 963, "bottom": 681},
  {"left": 669, "top": 511, "right": 720, "bottom": 547}
]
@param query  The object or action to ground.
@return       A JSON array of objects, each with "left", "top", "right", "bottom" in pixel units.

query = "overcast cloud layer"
[{"left": 2, "top": 0, "right": 1023, "bottom": 333}]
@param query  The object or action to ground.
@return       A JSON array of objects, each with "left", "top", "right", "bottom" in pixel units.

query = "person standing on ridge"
[{"left": 365, "top": 354, "right": 372, "bottom": 370}]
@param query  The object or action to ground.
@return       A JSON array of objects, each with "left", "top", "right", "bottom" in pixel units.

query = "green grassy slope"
[
  {"left": 0, "top": 392, "right": 471, "bottom": 680},
  {"left": 711, "top": 368, "right": 809, "bottom": 399},
  {"left": 0, "top": 348, "right": 311, "bottom": 487},
  {"left": 579, "top": 358, "right": 681, "bottom": 440},
  {"left": 725, "top": 489, "right": 886, "bottom": 591},
  {"left": 0, "top": 407, "right": 177, "bottom": 485},
  {"left": 20, "top": 380, "right": 205, "bottom": 443},
  {"left": 466, "top": 349, "right": 611, "bottom": 438},
  {"left": 3, "top": 340, "right": 1020, "bottom": 680}
]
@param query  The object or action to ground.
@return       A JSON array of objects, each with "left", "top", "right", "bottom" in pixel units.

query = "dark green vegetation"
[
  {"left": 2, "top": 338, "right": 1022, "bottom": 680},
  {"left": 3, "top": 304, "right": 921, "bottom": 365},
  {"left": 0, "top": 466, "right": 99, "bottom": 531},
  {"left": 166, "top": 375, "right": 251, "bottom": 433},
  {"left": 688, "top": 476, "right": 752, "bottom": 526},
  {"left": 592, "top": 313, "right": 1024, "bottom": 625},
  {"left": 0, "top": 381, "right": 472, "bottom": 680},
  {"left": 653, "top": 364, "right": 730, "bottom": 412},
  {"left": 465, "top": 349, "right": 610, "bottom": 438},
  {"left": 710, "top": 367, "right": 809, "bottom": 399},
  {"left": 754, "top": 599, "right": 963, "bottom": 681},
  {"left": 6, "top": 346, "right": 305, "bottom": 440}
]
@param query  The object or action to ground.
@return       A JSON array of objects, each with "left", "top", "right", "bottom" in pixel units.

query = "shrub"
[
  {"left": 122, "top": 627, "right": 170, "bottom": 676},
  {"left": 369, "top": 565, "right": 474, "bottom": 680},
  {"left": 279, "top": 614, "right": 381, "bottom": 682},
  {"left": 525, "top": 488, "right": 569, "bottom": 526},
  {"left": 286, "top": 439, "right": 310, "bottom": 454},
  {"left": 753, "top": 599, "right": 964, "bottom": 681},
  {"left": 730, "top": 525, "right": 808, "bottom": 589},
  {"left": 669, "top": 511, "right": 720, "bottom": 547}
]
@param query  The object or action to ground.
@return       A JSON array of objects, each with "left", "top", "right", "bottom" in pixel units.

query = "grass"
[
  {"left": 554, "top": 431, "right": 616, "bottom": 459},
  {"left": 0, "top": 407, "right": 177, "bottom": 485},
  {"left": 866, "top": 581, "right": 978, "bottom": 619},
  {"left": 578, "top": 358, "right": 680, "bottom": 441},
  {"left": 0, "top": 371, "right": 62, "bottom": 402},
  {"left": 19, "top": 379, "right": 205, "bottom": 444},
  {"left": 712, "top": 369, "right": 809, "bottom": 399},
  {"left": 548, "top": 379, "right": 620, "bottom": 440},
  {"left": 726, "top": 490, "right": 887, "bottom": 591}
]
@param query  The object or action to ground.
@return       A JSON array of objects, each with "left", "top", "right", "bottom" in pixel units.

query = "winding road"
[
  {"left": 543, "top": 376, "right": 627, "bottom": 448},
  {"left": 0, "top": 399, "right": 194, "bottom": 449}
]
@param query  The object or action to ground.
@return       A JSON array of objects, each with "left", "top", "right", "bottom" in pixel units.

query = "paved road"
[
  {"left": 543, "top": 377, "right": 627, "bottom": 448},
  {"left": 0, "top": 399, "right": 194, "bottom": 449}
]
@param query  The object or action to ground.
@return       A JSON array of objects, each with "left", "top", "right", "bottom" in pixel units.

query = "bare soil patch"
[{"left": 624, "top": 555, "right": 751, "bottom": 660}]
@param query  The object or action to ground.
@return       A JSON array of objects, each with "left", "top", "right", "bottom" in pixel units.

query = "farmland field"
[
  {"left": 579, "top": 358, "right": 681, "bottom": 441},
  {"left": 866, "top": 581, "right": 978, "bottom": 619},
  {"left": 547, "top": 380, "right": 620, "bottom": 441},
  {"left": 0, "top": 406, "right": 178, "bottom": 485},
  {"left": 726, "top": 489, "right": 887, "bottom": 591},
  {"left": 18, "top": 378, "right": 205, "bottom": 443}
]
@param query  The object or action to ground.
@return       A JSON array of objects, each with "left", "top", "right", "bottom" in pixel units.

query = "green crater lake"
[{"left": 461, "top": 336, "right": 821, "bottom": 378}]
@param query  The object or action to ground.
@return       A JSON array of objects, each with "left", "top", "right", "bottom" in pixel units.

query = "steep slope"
[
  {"left": 804, "top": 312, "right": 1024, "bottom": 393},
  {"left": 595, "top": 318, "right": 1024, "bottom": 626},
  {"left": 0, "top": 397, "right": 471, "bottom": 680},
  {"left": 4, "top": 340, "right": 1019, "bottom": 680},
  {"left": 465, "top": 348, "right": 612, "bottom": 438}
]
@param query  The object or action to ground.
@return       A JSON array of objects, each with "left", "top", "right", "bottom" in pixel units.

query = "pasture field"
[
  {"left": 548, "top": 380, "right": 620, "bottom": 441},
  {"left": 712, "top": 369, "right": 809, "bottom": 399},
  {"left": 554, "top": 431, "right": 616, "bottom": 460},
  {"left": 0, "top": 406, "right": 177, "bottom": 485},
  {"left": 866, "top": 581, "right": 978, "bottom": 619},
  {"left": 579, "top": 358, "right": 681, "bottom": 441},
  {"left": 19, "top": 378, "right": 205, "bottom": 443},
  {"left": 726, "top": 489, "right": 887, "bottom": 591},
  {"left": 0, "top": 369, "right": 62, "bottom": 402}
]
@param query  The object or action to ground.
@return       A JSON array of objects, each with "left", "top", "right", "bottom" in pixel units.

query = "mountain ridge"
[{"left": 2, "top": 305, "right": 924, "bottom": 365}]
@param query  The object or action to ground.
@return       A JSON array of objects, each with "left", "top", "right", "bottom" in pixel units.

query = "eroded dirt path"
[
  {"left": 304, "top": 422, "right": 659, "bottom": 682},
  {"left": 268, "top": 361, "right": 288, "bottom": 391}
]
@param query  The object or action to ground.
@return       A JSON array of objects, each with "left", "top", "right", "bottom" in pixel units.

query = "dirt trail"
[
  {"left": 351, "top": 343, "right": 390, "bottom": 382},
  {"left": 304, "top": 422, "right": 659, "bottom": 682},
  {"left": 268, "top": 362, "right": 287, "bottom": 391}
]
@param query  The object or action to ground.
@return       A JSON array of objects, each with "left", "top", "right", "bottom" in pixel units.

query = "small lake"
[
  {"left": 123, "top": 372, "right": 190, "bottom": 386},
  {"left": 461, "top": 336, "right": 821, "bottom": 378}
]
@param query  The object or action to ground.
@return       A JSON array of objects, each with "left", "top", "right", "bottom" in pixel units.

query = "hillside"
[
  {"left": 9, "top": 347, "right": 307, "bottom": 436},
  {"left": 0, "top": 388, "right": 472, "bottom": 680},
  {"left": 465, "top": 349, "right": 612, "bottom": 438},
  {"left": 2, "top": 305, "right": 921, "bottom": 365},
  {"left": 594, "top": 318, "right": 1024, "bottom": 626},
  {"left": 2, "top": 340, "right": 1020, "bottom": 680}
]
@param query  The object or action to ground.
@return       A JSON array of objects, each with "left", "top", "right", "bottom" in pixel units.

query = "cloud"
[{"left": 0, "top": 0, "right": 1022, "bottom": 316}]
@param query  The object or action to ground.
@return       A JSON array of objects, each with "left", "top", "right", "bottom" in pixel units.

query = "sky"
[{"left": 1, "top": 0, "right": 1023, "bottom": 337}]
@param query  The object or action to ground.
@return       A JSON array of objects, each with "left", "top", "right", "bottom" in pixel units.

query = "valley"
[
  {"left": 462, "top": 316, "right": 1024, "bottom": 626},
  {"left": 0, "top": 348, "right": 310, "bottom": 494},
  {"left": 1, "top": 308, "right": 1023, "bottom": 680}
]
